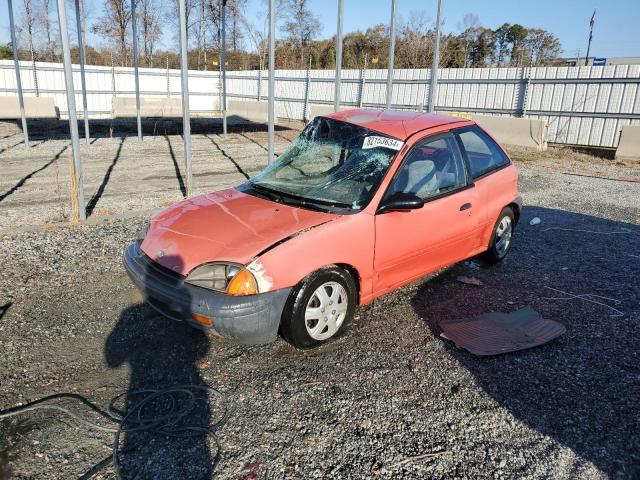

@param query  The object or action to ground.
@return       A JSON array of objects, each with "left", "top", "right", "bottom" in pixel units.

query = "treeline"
[{"left": 2, "top": 0, "right": 562, "bottom": 70}]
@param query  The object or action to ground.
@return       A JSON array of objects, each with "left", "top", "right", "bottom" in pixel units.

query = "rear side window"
[{"left": 456, "top": 126, "right": 510, "bottom": 179}]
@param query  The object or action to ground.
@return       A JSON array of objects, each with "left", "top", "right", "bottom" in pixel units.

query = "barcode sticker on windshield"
[{"left": 362, "top": 136, "right": 404, "bottom": 151}]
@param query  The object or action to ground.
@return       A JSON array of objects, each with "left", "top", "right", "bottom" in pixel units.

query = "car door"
[
  {"left": 373, "top": 132, "right": 486, "bottom": 295},
  {"left": 454, "top": 125, "right": 515, "bottom": 244}
]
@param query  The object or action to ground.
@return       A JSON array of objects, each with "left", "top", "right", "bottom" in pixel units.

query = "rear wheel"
[
  {"left": 481, "top": 207, "right": 515, "bottom": 264},
  {"left": 280, "top": 266, "right": 357, "bottom": 349}
]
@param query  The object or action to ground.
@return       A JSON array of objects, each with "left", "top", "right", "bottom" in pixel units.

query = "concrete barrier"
[
  {"left": 468, "top": 114, "right": 547, "bottom": 151},
  {"left": 112, "top": 97, "right": 182, "bottom": 118},
  {"left": 0, "top": 96, "right": 58, "bottom": 119},
  {"left": 309, "top": 104, "right": 355, "bottom": 119},
  {"left": 309, "top": 104, "right": 337, "bottom": 119},
  {"left": 615, "top": 125, "right": 640, "bottom": 161},
  {"left": 227, "top": 100, "right": 268, "bottom": 123}
]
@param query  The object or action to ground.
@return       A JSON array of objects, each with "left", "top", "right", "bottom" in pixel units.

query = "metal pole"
[
  {"left": 385, "top": 0, "right": 396, "bottom": 109},
  {"left": 358, "top": 53, "right": 368, "bottom": 108},
  {"left": 267, "top": 0, "right": 275, "bottom": 164},
  {"left": 179, "top": 0, "right": 192, "bottom": 195},
  {"left": 257, "top": 64, "right": 262, "bottom": 101},
  {"left": 131, "top": 0, "right": 142, "bottom": 140},
  {"left": 74, "top": 0, "right": 90, "bottom": 143},
  {"left": 31, "top": 51, "right": 39, "bottom": 97},
  {"left": 7, "top": 0, "right": 29, "bottom": 148},
  {"left": 55, "top": 0, "right": 85, "bottom": 221},
  {"left": 221, "top": 0, "right": 227, "bottom": 137},
  {"left": 303, "top": 55, "right": 311, "bottom": 121},
  {"left": 334, "top": 0, "right": 343, "bottom": 111},
  {"left": 428, "top": 0, "right": 443, "bottom": 113},
  {"left": 166, "top": 56, "right": 170, "bottom": 97}
]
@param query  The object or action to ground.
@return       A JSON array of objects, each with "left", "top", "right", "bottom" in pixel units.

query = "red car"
[{"left": 125, "top": 109, "right": 521, "bottom": 348}]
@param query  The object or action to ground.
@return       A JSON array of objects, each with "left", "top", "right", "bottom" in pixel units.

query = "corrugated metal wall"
[
  {"left": 0, "top": 60, "right": 221, "bottom": 118},
  {"left": 2, "top": 60, "right": 639, "bottom": 147}
]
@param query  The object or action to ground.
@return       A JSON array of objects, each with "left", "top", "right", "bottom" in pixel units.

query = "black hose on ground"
[{"left": 0, "top": 385, "right": 229, "bottom": 479}]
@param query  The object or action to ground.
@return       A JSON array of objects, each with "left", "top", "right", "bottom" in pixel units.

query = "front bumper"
[{"left": 123, "top": 242, "right": 291, "bottom": 345}]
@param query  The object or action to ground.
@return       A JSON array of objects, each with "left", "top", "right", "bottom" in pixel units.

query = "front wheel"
[
  {"left": 481, "top": 207, "right": 515, "bottom": 264},
  {"left": 280, "top": 266, "right": 357, "bottom": 349}
]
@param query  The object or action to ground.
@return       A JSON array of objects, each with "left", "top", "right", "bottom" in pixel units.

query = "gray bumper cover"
[{"left": 123, "top": 242, "right": 291, "bottom": 345}]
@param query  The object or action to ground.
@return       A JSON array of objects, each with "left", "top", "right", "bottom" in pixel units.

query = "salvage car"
[{"left": 124, "top": 109, "right": 521, "bottom": 348}]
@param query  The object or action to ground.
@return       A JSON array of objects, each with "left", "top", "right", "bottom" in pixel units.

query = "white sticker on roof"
[{"left": 362, "top": 136, "right": 404, "bottom": 151}]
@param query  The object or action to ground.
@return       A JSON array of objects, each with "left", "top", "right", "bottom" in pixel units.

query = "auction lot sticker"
[{"left": 362, "top": 136, "right": 404, "bottom": 151}]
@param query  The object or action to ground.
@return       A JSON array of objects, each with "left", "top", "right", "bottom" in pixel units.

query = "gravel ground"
[{"left": 1, "top": 121, "right": 639, "bottom": 479}]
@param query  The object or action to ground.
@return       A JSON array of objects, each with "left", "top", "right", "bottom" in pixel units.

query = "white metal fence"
[{"left": 2, "top": 60, "right": 639, "bottom": 148}]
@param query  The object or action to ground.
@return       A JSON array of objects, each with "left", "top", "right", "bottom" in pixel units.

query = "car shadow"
[
  {"left": 410, "top": 206, "right": 640, "bottom": 477},
  {"left": 103, "top": 254, "right": 219, "bottom": 479}
]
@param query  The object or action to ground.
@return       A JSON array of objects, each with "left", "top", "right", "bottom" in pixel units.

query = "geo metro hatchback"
[{"left": 124, "top": 109, "right": 521, "bottom": 349}]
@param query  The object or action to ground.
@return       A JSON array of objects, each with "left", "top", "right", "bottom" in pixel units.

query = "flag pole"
[{"left": 585, "top": 9, "right": 595, "bottom": 66}]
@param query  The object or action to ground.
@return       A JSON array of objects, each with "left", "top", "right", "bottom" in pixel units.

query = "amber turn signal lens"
[
  {"left": 226, "top": 269, "right": 258, "bottom": 295},
  {"left": 192, "top": 313, "right": 213, "bottom": 326}
]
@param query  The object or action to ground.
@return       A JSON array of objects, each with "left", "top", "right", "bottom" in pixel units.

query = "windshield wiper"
[
  {"left": 249, "top": 182, "right": 352, "bottom": 213},
  {"left": 249, "top": 183, "right": 285, "bottom": 203}
]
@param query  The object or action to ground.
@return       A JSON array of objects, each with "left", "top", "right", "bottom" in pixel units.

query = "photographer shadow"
[{"left": 104, "top": 255, "right": 219, "bottom": 479}]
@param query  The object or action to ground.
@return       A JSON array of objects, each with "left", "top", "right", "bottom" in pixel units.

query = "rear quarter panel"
[{"left": 477, "top": 164, "right": 519, "bottom": 247}]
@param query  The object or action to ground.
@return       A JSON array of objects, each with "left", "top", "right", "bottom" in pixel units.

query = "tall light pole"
[{"left": 428, "top": 0, "right": 443, "bottom": 113}]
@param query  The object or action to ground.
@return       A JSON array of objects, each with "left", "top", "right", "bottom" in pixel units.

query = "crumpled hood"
[{"left": 141, "top": 188, "right": 337, "bottom": 275}]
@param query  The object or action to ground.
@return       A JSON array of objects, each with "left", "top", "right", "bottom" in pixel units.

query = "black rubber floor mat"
[{"left": 439, "top": 307, "right": 566, "bottom": 356}]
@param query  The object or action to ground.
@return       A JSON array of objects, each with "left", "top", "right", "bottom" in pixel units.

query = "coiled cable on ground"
[{"left": 0, "top": 385, "right": 229, "bottom": 479}]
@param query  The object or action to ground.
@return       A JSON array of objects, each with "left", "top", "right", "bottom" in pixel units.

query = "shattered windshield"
[{"left": 243, "top": 117, "right": 402, "bottom": 212}]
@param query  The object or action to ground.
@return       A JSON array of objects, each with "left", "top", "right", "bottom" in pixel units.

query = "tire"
[
  {"left": 280, "top": 266, "right": 357, "bottom": 349},
  {"left": 481, "top": 207, "right": 515, "bottom": 264}
]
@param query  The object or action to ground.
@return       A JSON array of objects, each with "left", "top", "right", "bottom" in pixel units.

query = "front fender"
[{"left": 250, "top": 212, "right": 376, "bottom": 305}]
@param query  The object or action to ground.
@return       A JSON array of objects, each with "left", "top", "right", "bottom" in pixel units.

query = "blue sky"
[{"left": 2, "top": 0, "right": 639, "bottom": 59}]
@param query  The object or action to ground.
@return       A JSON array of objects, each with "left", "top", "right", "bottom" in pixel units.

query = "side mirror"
[{"left": 377, "top": 192, "right": 424, "bottom": 214}]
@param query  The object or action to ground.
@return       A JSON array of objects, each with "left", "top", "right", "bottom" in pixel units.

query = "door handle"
[{"left": 460, "top": 203, "right": 472, "bottom": 211}]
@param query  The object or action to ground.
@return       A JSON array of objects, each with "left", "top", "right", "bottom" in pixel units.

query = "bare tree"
[
  {"left": 281, "top": 0, "right": 321, "bottom": 65},
  {"left": 20, "top": 0, "right": 38, "bottom": 64},
  {"left": 39, "top": 0, "right": 57, "bottom": 61},
  {"left": 227, "top": 0, "right": 246, "bottom": 52},
  {"left": 196, "top": 0, "right": 206, "bottom": 68},
  {"left": 93, "top": 0, "right": 132, "bottom": 65},
  {"left": 397, "top": 12, "right": 433, "bottom": 68},
  {"left": 139, "top": 0, "right": 163, "bottom": 66}
]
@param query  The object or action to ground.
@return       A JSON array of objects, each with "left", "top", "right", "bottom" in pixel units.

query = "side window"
[
  {"left": 457, "top": 126, "right": 510, "bottom": 179},
  {"left": 387, "top": 135, "right": 467, "bottom": 201}
]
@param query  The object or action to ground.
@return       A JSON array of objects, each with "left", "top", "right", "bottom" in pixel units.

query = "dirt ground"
[{"left": 0, "top": 119, "right": 639, "bottom": 479}]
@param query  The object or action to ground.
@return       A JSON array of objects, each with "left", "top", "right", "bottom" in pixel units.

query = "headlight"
[
  {"left": 136, "top": 220, "right": 151, "bottom": 241},
  {"left": 185, "top": 263, "right": 257, "bottom": 295}
]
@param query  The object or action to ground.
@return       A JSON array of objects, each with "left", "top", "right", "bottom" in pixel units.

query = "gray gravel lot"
[{"left": 0, "top": 121, "right": 639, "bottom": 479}]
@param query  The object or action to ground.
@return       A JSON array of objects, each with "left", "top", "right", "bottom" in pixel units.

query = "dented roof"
[{"left": 324, "top": 108, "right": 469, "bottom": 140}]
